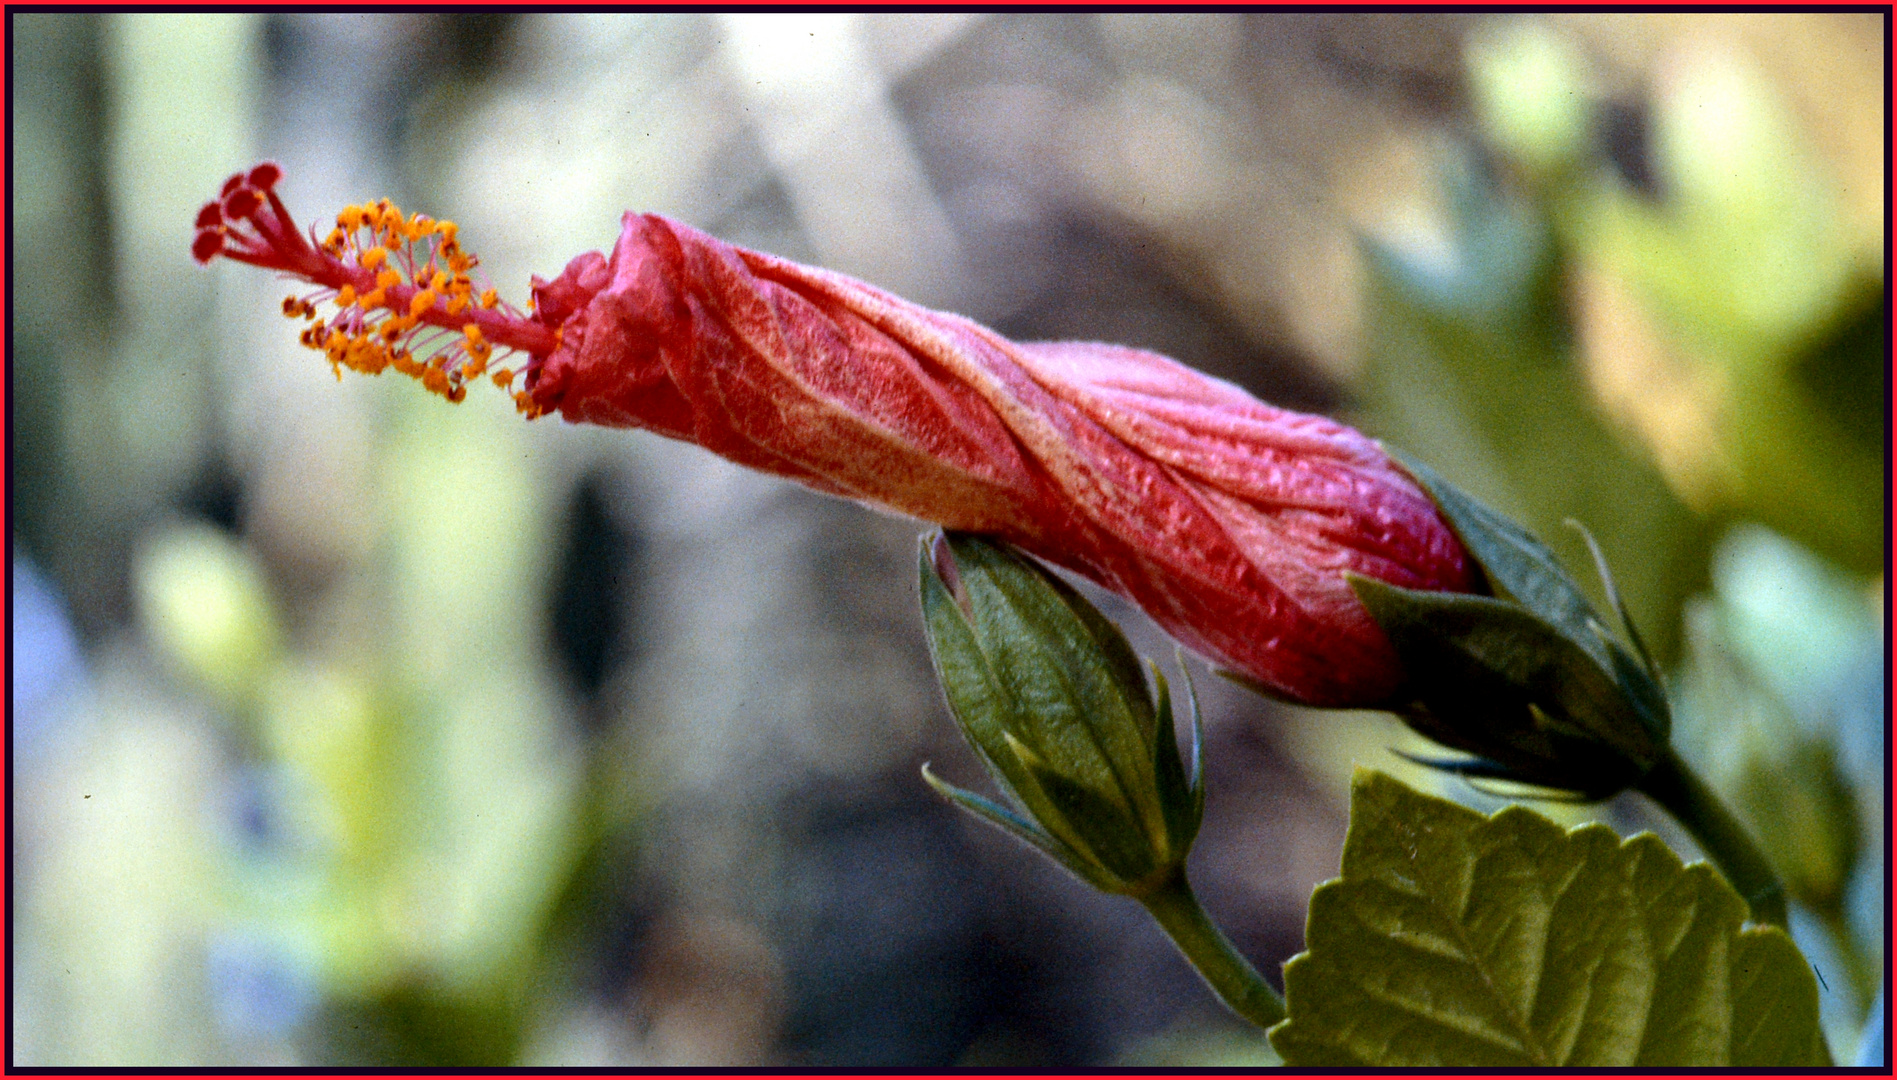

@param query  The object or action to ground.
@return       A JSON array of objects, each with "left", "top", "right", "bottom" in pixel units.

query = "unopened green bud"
[
  {"left": 919, "top": 530, "right": 1203, "bottom": 897},
  {"left": 1350, "top": 450, "right": 1670, "bottom": 800}
]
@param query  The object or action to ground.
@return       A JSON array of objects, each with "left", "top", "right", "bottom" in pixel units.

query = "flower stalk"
[
  {"left": 1635, "top": 748, "right": 1788, "bottom": 928},
  {"left": 1137, "top": 867, "right": 1287, "bottom": 1030}
]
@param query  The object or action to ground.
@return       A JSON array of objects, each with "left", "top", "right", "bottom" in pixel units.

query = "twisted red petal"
[{"left": 526, "top": 213, "right": 1475, "bottom": 706}]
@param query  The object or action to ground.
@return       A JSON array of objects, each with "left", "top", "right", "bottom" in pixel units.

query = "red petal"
[{"left": 525, "top": 212, "right": 1477, "bottom": 706}]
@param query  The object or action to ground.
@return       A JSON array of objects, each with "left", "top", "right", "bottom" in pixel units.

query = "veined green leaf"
[{"left": 1269, "top": 770, "right": 1828, "bottom": 1067}]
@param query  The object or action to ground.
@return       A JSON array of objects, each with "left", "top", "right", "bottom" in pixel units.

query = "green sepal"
[
  {"left": 1012, "top": 748, "right": 1159, "bottom": 887},
  {"left": 1174, "top": 654, "right": 1206, "bottom": 806},
  {"left": 1148, "top": 663, "right": 1204, "bottom": 857},
  {"left": 1385, "top": 748, "right": 1594, "bottom": 803},
  {"left": 919, "top": 763, "right": 1120, "bottom": 893},
  {"left": 1566, "top": 519, "right": 1661, "bottom": 685},
  {"left": 1594, "top": 624, "right": 1670, "bottom": 744},
  {"left": 1387, "top": 449, "right": 1672, "bottom": 740},
  {"left": 1386, "top": 446, "right": 1616, "bottom": 671},
  {"left": 941, "top": 534, "right": 1158, "bottom": 822},
  {"left": 918, "top": 531, "right": 1203, "bottom": 896},
  {"left": 1350, "top": 574, "right": 1663, "bottom": 796},
  {"left": 919, "top": 541, "right": 1043, "bottom": 801}
]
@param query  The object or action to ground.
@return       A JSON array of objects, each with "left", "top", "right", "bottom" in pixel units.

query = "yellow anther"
[
  {"left": 382, "top": 230, "right": 402, "bottom": 251},
  {"left": 376, "top": 269, "right": 401, "bottom": 289},
  {"left": 422, "top": 366, "right": 450, "bottom": 398},
  {"left": 491, "top": 367, "right": 515, "bottom": 388},
  {"left": 446, "top": 294, "right": 469, "bottom": 316},
  {"left": 462, "top": 323, "right": 484, "bottom": 343},
  {"left": 462, "top": 355, "right": 488, "bottom": 379},
  {"left": 447, "top": 252, "right": 471, "bottom": 274},
  {"left": 335, "top": 285, "right": 357, "bottom": 308},
  {"left": 409, "top": 289, "right": 437, "bottom": 317},
  {"left": 481, "top": 288, "right": 498, "bottom": 310},
  {"left": 438, "top": 221, "right": 457, "bottom": 246},
  {"left": 361, "top": 287, "right": 387, "bottom": 309},
  {"left": 338, "top": 206, "right": 363, "bottom": 231},
  {"left": 359, "top": 247, "right": 387, "bottom": 271},
  {"left": 431, "top": 271, "right": 450, "bottom": 292}
]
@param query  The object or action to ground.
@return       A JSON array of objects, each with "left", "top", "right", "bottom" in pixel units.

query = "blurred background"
[{"left": 10, "top": 12, "right": 1884, "bottom": 1066}]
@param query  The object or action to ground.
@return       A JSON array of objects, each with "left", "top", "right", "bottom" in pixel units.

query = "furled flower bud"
[
  {"left": 919, "top": 530, "right": 1202, "bottom": 896},
  {"left": 516, "top": 215, "right": 1480, "bottom": 708},
  {"left": 196, "top": 165, "right": 1475, "bottom": 706}
]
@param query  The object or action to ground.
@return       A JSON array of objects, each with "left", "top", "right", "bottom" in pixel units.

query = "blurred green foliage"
[
  {"left": 117, "top": 403, "right": 594, "bottom": 1065},
  {"left": 1356, "top": 147, "right": 1713, "bottom": 668},
  {"left": 1672, "top": 525, "right": 1883, "bottom": 1040},
  {"left": 1359, "top": 20, "right": 1883, "bottom": 1053}
]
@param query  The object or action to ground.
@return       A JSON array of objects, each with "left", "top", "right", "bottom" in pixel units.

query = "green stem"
[
  {"left": 1137, "top": 867, "right": 1286, "bottom": 1030},
  {"left": 1636, "top": 749, "right": 1788, "bottom": 929}
]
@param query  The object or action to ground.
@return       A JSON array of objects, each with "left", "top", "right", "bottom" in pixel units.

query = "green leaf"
[{"left": 1269, "top": 770, "right": 1829, "bottom": 1067}]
